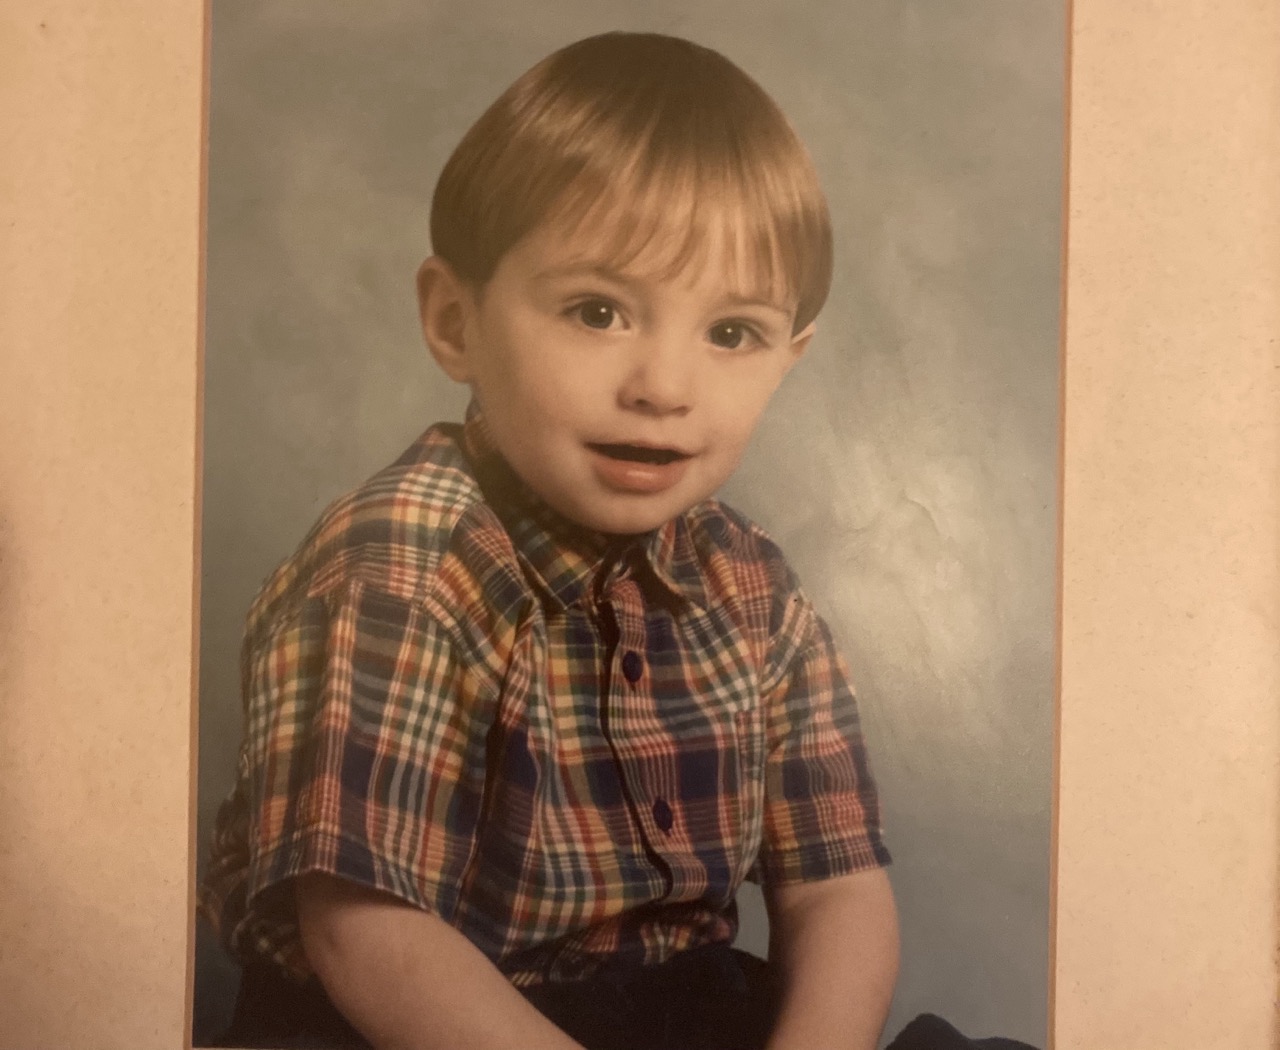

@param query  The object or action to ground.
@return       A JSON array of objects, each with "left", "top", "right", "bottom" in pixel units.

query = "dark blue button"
[
  {"left": 652, "top": 797, "right": 673, "bottom": 832},
  {"left": 621, "top": 650, "right": 643, "bottom": 683}
]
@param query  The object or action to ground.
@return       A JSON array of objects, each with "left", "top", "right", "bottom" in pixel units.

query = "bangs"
[
  {"left": 431, "top": 33, "right": 833, "bottom": 331},
  {"left": 540, "top": 134, "right": 829, "bottom": 331}
]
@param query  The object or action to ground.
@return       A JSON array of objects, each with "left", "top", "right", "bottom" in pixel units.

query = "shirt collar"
[
  {"left": 460, "top": 402, "right": 707, "bottom": 612},
  {"left": 640, "top": 512, "right": 708, "bottom": 611}
]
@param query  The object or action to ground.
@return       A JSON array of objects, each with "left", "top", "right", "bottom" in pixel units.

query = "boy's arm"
[
  {"left": 295, "top": 873, "right": 585, "bottom": 1050},
  {"left": 763, "top": 866, "right": 899, "bottom": 1050}
]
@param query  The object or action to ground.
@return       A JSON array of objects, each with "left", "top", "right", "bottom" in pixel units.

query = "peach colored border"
[
  {"left": 1, "top": 2, "right": 1277, "bottom": 1048},
  {"left": 1054, "top": 0, "right": 1279, "bottom": 1046}
]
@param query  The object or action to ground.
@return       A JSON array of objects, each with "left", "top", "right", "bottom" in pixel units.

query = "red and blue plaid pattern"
[{"left": 199, "top": 412, "right": 888, "bottom": 986}]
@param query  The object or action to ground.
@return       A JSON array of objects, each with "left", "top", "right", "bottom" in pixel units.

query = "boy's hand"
[
  {"left": 295, "top": 873, "right": 586, "bottom": 1050},
  {"left": 763, "top": 867, "right": 899, "bottom": 1050}
]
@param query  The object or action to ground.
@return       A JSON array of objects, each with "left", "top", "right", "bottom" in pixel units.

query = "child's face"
[{"left": 429, "top": 218, "right": 814, "bottom": 535}]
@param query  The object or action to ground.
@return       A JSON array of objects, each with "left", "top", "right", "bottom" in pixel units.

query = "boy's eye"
[
  {"left": 708, "top": 321, "right": 755, "bottom": 350},
  {"left": 575, "top": 300, "right": 617, "bottom": 330}
]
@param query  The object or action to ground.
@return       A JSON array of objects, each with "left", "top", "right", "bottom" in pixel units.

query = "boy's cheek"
[{"left": 709, "top": 377, "right": 783, "bottom": 424}]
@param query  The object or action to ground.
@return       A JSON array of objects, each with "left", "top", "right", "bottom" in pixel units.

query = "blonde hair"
[{"left": 430, "top": 32, "right": 833, "bottom": 331}]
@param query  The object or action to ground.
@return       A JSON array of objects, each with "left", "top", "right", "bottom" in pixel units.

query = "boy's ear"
[
  {"left": 416, "top": 255, "right": 475, "bottom": 383},
  {"left": 786, "top": 321, "right": 817, "bottom": 365}
]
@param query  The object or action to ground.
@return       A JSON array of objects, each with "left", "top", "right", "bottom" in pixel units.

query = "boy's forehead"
[{"left": 522, "top": 200, "right": 794, "bottom": 311}]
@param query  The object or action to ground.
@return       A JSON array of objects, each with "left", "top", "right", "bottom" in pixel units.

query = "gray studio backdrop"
[{"left": 195, "top": 3, "right": 1064, "bottom": 1046}]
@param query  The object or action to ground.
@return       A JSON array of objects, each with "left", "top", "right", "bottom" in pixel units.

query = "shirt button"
[
  {"left": 652, "top": 797, "right": 673, "bottom": 832},
  {"left": 621, "top": 650, "right": 643, "bottom": 683}
]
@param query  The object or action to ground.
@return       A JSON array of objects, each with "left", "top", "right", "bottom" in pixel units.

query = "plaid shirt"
[{"left": 199, "top": 411, "right": 889, "bottom": 987}]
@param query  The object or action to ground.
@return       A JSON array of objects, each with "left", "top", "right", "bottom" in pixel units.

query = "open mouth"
[{"left": 588, "top": 442, "right": 690, "bottom": 466}]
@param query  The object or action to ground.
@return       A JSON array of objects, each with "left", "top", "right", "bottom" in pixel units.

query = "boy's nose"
[{"left": 618, "top": 337, "right": 695, "bottom": 416}]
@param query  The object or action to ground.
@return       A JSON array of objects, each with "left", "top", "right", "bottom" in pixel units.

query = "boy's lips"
[
  {"left": 586, "top": 441, "right": 693, "bottom": 494},
  {"left": 586, "top": 441, "right": 692, "bottom": 465}
]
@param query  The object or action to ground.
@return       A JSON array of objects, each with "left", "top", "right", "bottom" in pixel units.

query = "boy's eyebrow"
[
  {"left": 714, "top": 293, "right": 793, "bottom": 320},
  {"left": 533, "top": 263, "right": 793, "bottom": 319},
  {"left": 531, "top": 262, "right": 637, "bottom": 288}
]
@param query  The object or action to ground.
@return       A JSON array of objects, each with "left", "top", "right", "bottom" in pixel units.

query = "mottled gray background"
[{"left": 195, "top": 2, "right": 1063, "bottom": 1046}]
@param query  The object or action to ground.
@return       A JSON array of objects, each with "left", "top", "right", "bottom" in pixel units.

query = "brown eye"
[
  {"left": 577, "top": 300, "right": 616, "bottom": 329},
  {"left": 709, "top": 322, "right": 747, "bottom": 349}
]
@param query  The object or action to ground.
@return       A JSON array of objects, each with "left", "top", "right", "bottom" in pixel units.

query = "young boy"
[{"left": 200, "top": 31, "right": 897, "bottom": 1050}]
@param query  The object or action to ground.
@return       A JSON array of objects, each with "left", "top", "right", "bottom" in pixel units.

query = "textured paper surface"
[
  {"left": 0, "top": 4, "right": 1276, "bottom": 1050},
  {"left": 0, "top": 3, "right": 205, "bottom": 1048},
  {"left": 1054, "top": 2, "right": 1280, "bottom": 1046}
]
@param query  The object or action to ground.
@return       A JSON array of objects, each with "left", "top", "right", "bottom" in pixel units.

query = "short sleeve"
[
  {"left": 754, "top": 609, "right": 891, "bottom": 886},
  {"left": 234, "top": 577, "right": 494, "bottom": 969}
]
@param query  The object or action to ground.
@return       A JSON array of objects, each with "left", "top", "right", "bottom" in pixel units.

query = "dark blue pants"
[
  {"left": 215, "top": 948, "right": 1041, "bottom": 1050},
  {"left": 217, "top": 943, "right": 779, "bottom": 1050}
]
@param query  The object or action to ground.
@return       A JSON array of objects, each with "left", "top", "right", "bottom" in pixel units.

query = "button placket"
[{"left": 602, "top": 580, "right": 677, "bottom": 847}]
